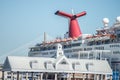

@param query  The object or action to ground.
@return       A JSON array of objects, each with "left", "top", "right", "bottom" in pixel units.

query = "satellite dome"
[
  {"left": 103, "top": 18, "right": 109, "bottom": 24},
  {"left": 116, "top": 16, "right": 120, "bottom": 22}
]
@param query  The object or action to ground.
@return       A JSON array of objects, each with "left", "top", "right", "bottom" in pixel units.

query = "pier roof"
[{"left": 3, "top": 55, "right": 112, "bottom": 75}]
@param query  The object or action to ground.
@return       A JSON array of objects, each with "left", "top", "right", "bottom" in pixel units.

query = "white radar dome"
[
  {"left": 116, "top": 16, "right": 120, "bottom": 22},
  {"left": 103, "top": 18, "right": 109, "bottom": 24}
]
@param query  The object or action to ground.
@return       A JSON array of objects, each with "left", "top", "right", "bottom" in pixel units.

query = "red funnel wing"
[
  {"left": 55, "top": 11, "right": 72, "bottom": 18},
  {"left": 76, "top": 11, "right": 86, "bottom": 18}
]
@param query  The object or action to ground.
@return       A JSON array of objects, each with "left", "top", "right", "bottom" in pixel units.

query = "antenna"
[
  {"left": 71, "top": 8, "right": 75, "bottom": 15},
  {"left": 44, "top": 32, "right": 46, "bottom": 44}
]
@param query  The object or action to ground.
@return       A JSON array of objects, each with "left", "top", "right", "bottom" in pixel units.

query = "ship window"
[
  {"left": 72, "top": 43, "right": 81, "bottom": 47},
  {"left": 78, "top": 37, "right": 82, "bottom": 40},
  {"left": 48, "top": 47, "right": 51, "bottom": 50},
  {"left": 53, "top": 46, "right": 56, "bottom": 49},
  {"left": 73, "top": 49, "right": 80, "bottom": 52},
  {"left": 113, "top": 51, "right": 120, "bottom": 54},
  {"left": 42, "top": 52, "right": 48, "bottom": 55},
  {"left": 30, "top": 48, "right": 33, "bottom": 51},
  {"left": 64, "top": 50, "right": 72, "bottom": 53},
  {"left": 85, "top": 48, "right": 92, "bottom": 51},
  {"left": 110, "top": 45, "right": 120, "bottom": 48},
  {"left": 32, "top": 48, "right": 40, "bottom": 51},
  {"left": 63, "top": 44, "right": 71, "bottom": 48},
  {"left": 89, "top": 53, "right": 93, "bottom": 56},
  {"left": 43, "top": 47, "right": 47, "bottom": 50},
  {"left": 84, "top": 48, "right": 86, "bottom": 51},
  {"left": 97, "top": 40, "right": 102, "bottom": 45},
  {"left": 95, "top": 46, "right": 104, "bottom": 50},
  {"left": 63, "top": 45, "right": 67, "bottom": 48},
  {"left": 41, "top": 47, "right": 47, "bottom": 51},
  {"left": 68, "top": 44, "right": 71, "bottom": 48},
  {"left": 50, "top": 52, "right": 54, "bottom": 54},
  {"left": 71, "top": 54, "right": 78, "bottom": 58},
  {"left": 117, "top": 34, "right": 120, "bottom": 38},
  {"left": 104, "top": 40, "right": 110, "bottom": 44},
  {"left": 80, "top": 54, "right": 84, "bottom": 57},
  {"left": 112, "top": 58, "right": 119, "bottom": 61},
  {"left": 79, "top": 48, "right": 83, "bottom": 51},
  {"left": 84, "top": 54, "right": 88, "bottom": 57}
]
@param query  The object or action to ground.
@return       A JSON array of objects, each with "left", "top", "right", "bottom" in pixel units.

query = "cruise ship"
[{"left": 28, "top": 10, "right": 120, "bottom": 75}]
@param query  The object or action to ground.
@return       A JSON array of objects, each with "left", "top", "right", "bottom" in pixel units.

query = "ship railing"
[{"left": 43, "top": 79, "right": 53, "bottom": 80}]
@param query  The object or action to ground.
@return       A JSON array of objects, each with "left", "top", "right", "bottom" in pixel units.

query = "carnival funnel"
[{"left": 55, "top": 10, "right": 86, "bottom": 38}]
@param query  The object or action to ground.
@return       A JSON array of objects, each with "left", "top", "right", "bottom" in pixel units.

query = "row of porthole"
[
  {"left": 113, "top": 51, "right": 120, "bottom": 54},
  {"left": 110, "top": 45, "right": 120, "bottom": 47}
]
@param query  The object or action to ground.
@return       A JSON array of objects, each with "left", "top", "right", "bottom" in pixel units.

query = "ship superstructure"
[{"left": 28, "top": 10, "right": 120, "bottom": 76}]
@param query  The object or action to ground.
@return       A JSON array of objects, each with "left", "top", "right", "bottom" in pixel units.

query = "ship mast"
[{"left": 43, "top": 32, "right": 46, "bottom": 45}]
